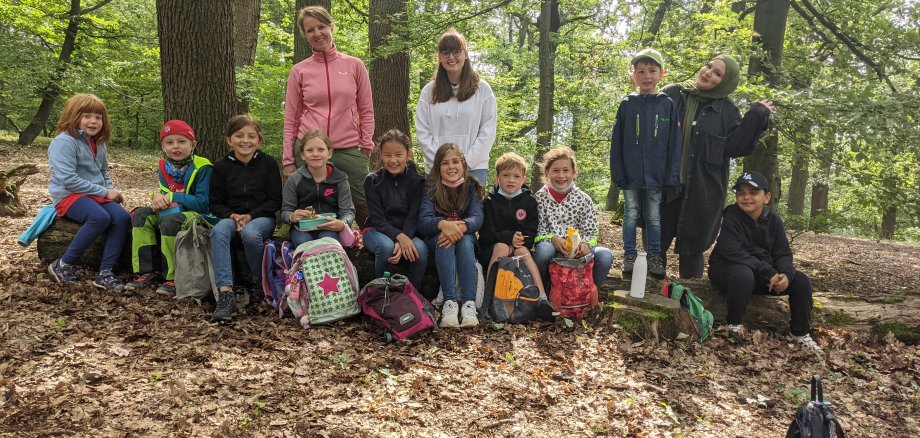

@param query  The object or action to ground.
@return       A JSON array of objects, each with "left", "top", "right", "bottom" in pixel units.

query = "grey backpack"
[{"left": 174, "top": 214, "right": 218, "bottom": 304}]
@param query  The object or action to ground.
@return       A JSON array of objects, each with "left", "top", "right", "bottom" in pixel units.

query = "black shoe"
[
  {"left": 622, "top": 254, "right": 637, "bottom": 276},
  {"left": 48, "top": 258, "right": 78, "bottom": 283},
  {"left": 210, "top": 291, "right": 237, "bottom": 323},
  {"left": 536, "top": 299, "right": 556, "bottom": 321},
  {"left": 648, "top": 254, "right": 666, "bottom": 278}
]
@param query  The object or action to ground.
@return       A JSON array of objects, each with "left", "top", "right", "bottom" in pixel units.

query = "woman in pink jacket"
[{"left": 284, "top": 5, "right": 375, "bottom": 224}]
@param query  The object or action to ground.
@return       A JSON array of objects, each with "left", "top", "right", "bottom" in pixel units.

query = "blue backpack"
[{"left": 261, "top": 240, "right": 293, "bottom": 315}]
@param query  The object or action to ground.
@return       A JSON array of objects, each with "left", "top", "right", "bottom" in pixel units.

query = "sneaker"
[
  {"left": 648, "top": 254, "right": 666, "bottom": 278},
  {"left": 93, "top": 270, "right": 124, "bottom": 291},
  {"left": 155, "top": 281, "right": 176, "bottom": 296},
  {"left": 622, "top": 254, "right": 637, "bottom": 276},
  {"left": 788, "top": 333, "right": 823, "bottom": 353},
  {"left": 48, "top": 258, "right": 78, "bottom": 284},
  {"left": 722, "top": 324, "right": 745, "bottom": 342},
  {"left": 440, "top": 300, "right": 459, "bottom": 328},
  {"left": 210, "top": 291, "right": 237, "bottom": 323},
  {"left": 125, "top": 272, "right": 164, "bottom": 291},
  {"left": 460, "top": 301, "right": 479, "bottom": 328}
]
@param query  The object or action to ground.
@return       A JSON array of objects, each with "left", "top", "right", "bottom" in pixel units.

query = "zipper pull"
[
  {"left": 635, "top": 114, "right": 640, "bottom": 144},
  {"left": 654, "top": 114, "right": 659, "bottom": 137}
]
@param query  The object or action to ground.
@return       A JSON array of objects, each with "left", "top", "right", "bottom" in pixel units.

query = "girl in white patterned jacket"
[{"left": 533, "top": 146, "right": 614, "bottom": 290}]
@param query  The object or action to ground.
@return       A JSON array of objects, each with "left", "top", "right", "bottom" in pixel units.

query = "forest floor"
[{"left": 0, "top": 139, "right": 918, "bottom": 437}]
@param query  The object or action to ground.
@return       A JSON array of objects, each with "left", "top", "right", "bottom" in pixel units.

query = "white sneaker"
[
  {"left": 440, "top": 300, "right": 459, "bottom": 328},
  {"left": 727, "top": 324, "right": 744, "bottom": 335},
  {"left": 460, "top": 301, "right": 479, "bottom": 328},
  {"left": 788, "top": 333, "right": 823, "bottom": 353}
]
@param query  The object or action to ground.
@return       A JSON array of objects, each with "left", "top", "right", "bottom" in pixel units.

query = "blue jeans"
[
  {"left": 211, "top": 216, "right": 276, "bottom": 288},
  {"left": 622, "top": 189, "right": 661, "bottom": 256},
  {"left": 533, "top": 240, "right": 613, "bottom": 291},
  {"left": 363, "top": 230, "right": 428, "bottom": 290},
  {"left": 290, "top": 228, "right": 339, "bottom": 249},
  {"left": 469, "top": 169, "right": 488, "bottom": 187},
  {"left": 62, "top": 197, "right": 131, "bottom": 271},
  {"left": 428, "top": 233, "right": 477, "bottom": 302}
]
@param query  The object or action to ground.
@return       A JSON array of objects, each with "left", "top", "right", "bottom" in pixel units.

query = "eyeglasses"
[{"left": 439, "top": 50, "right": 463, "bottom": 59}]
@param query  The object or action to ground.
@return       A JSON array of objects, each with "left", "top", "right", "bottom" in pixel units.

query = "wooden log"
[{"left": 37, "top": 217, "right": 133, "bottom": 270}]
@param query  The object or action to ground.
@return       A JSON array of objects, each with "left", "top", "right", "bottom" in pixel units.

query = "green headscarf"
[{"left": 676, "top": 55, "right": 741, "bottom": 184}]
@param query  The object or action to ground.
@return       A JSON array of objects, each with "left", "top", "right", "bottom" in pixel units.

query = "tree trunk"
[
  {"left": 642, "top": 0, "right": 673, "bottom": 45},
  {"left": 532, "top": 0, "right": 560, "bottom": 184},
  {"left": 880, "top": 205, "right": 896, "bottom": 240},
  {"left": 294, "top": 0, "right": 332, "bottom": 63},
  {"left": 810, "top": 141, "right": 832, "bottom": 232},
  {"left": 157, "top": 0, "right": 238, "bottom": 162},
  {"left": 369, "top": 0, "right": 409, "bottom": 140},
  {"left": 786, "top": 150, "right": 809, "bottom": 225},
  {"left": 17, "top": 0, "right": 85, "bottom": 146},
  {"left": 233, "top": 0, "right": 262, "bottom": 114},
  {"left": 743, "top": 0, "right": 790, "bottom": 202},
  {"left": 0, "top": 164, "right": 39, "bottom": 217}
]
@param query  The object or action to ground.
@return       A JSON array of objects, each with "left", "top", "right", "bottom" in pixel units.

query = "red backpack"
[
  {"left": 358, "top": 273, "right": 438, "bottom": 342},
  {"left": 548, "top": 254, "right": 598, "bottom": 320}
]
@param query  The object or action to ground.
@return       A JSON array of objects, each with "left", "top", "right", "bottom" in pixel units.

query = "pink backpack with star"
[{"left": 285, "top": 237, "right": 361, "bottom": 328}]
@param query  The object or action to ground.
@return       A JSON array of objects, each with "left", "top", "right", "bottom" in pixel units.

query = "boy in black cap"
[{"left": 708, "top": 171, "right": 820, "bottom": 352}]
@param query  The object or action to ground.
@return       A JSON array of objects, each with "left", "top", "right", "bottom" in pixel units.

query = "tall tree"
[
  {"left": 369, "top": 0, "right": 409, "bottom": 138},
  {"left": 17, "top": 0, "right": 113, "bottom": 146},
  {"left": 809, "top": 138, "right": 832, "bottom": 232},
  {"left": 743, "top": 0, "right": 790, "bottom": 201},
  {"left": 294, "top": 0, "right": 332, "bottom": 63},
  {"left": 233, "top": 0, "right": 262, "bottom": 114},
  {"left": 532, "top": 0, "right": 560, "bottom": 183},
  {"left": 157, "top": 0, "right": 237, "bottom": 161}
]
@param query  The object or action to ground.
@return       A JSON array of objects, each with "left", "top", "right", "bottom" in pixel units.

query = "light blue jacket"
[{"left": 48, "top": 130, "right": 112, "bottom": 205}]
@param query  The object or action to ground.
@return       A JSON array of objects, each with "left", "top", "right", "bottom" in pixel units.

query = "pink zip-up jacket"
[{"left": 283, "top": 46, "right": 375, "bottom": 167}]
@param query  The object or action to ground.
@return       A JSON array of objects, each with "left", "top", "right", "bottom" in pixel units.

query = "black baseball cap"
[{"left": 732, "top": 171, "right": 770, "bottom": 192}]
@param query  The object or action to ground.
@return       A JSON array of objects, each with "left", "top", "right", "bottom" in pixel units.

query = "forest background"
[{"left": 1, "top": 0, "right": 918, "bottom": 241}]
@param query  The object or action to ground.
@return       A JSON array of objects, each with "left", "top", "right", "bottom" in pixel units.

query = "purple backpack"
[
  {"left": 261, "top": 240, "right": 293, "bottom": 315},
  {"left": 358, "top": 273, "right": 437, "bottom": 342}
]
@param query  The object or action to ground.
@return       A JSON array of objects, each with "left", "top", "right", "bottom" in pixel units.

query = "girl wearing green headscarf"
[{"left": 659, "top": 55, "right": 774, "bottom": 278}]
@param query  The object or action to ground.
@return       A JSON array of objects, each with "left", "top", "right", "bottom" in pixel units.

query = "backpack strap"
[{"left": 811, "top": 375, "right": 824, "bottom": 402}]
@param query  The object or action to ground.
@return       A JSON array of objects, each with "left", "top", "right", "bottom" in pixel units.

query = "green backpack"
[{"left": 668, "top": 282, "right": 714, "bottom": 341}]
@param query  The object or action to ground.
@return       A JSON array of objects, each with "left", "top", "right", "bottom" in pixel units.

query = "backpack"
[
  {"left": 174, "top": 214, "right": 218, "bottom": 304},
  {"left": 261, "top": 239, "right": 294, "bottom": 315},
  {"left": 481, "top": 256, "right": 541, "bottom": 323},
  {"left": 786, "top": 375, "right": 846, "bottom": 438},
  {"left": 432, "top": 261, "right": 485, "bottom": 308},
  {"left": 358, "top": 273, "right": 438, "bottom": 342},
  {"left": 548, "top": 254, "right": 598, "bottom": 320},
  {"left": 666, "top": 281, "right": 714, "bottom": 341},
  {"left": 286, "top": 237, "right": 361, "bottom": 328}
]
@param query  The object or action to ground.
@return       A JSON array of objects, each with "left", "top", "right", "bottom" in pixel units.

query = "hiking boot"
[
  {"left": 536, "top": 299, "right": 556, "bottom": 322},
  {"left": 210, "top": 291, "right": 237, "bottom": 323},
  {"left": 648, "top": 254, "right": 666, "bottom": 278},
  {"left": 788, "top": 333, "right": 823, "bottom": 354},
  {"left": 156, "top": 281, "right": 176, "bottom": 296},
  {"left": 125, "top": 272, "right": 164, "bottom": 291},
  {"left": 440, "top": 300, "right": 459, "bottom": 328},
  {"left": 93, "top": 269, "right": 124, "bottom": 291},
  {"left": 460, "top": 300, "right": 479, "bottom": 328},
  {"left": 622, "top": 254, "right": 637, "bottom": 276},
  {"left": 48, "top": 258, "right": 78, "bottom": 284}
]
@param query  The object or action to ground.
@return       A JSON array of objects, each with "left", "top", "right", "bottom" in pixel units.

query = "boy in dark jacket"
[
  {"left": 709, "top": 171, "right": 820, "bottom": 352},
  {"left": 610, "top": 48, "right": 681, "bottom": 278}
]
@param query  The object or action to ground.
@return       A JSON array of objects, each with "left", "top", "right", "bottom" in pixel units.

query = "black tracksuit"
[
  {"left": 210, "top": 152, "right": 282, "bottom": 219},
  {"left": 362, "top": 162, "right": 426, "bottom": 240},
  {"left": 708, "top": 204, "right": 812, "bottom": 335},
  {"left": 479, "top": 185, "right": 539, "bottom": 258}
]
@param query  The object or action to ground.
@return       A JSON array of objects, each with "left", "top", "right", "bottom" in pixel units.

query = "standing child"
[
  {"left": 533, "top": 146, "right": 614, "bottom": 292},
  {"left": 610, "top": 48, "right": 681, "bottom": 278},
  {"left": 708, "top": 172, "right": 820, "bottom": 352},
  {"left": 479, "top": 152, "right": 553, "bottom": 313},
  {"left": 126, "top": 120, "right": 212, "bottom": 295},
  {"left": 418, "top": 143, "right": 484, "bottom": 328},
  {"left": 46, "top": 93, "right": 131, "bottom": 290},
  {"left": 208, "top": 115, "right": 282, "bottom": 323},
  {"left": 282, "top": 130, "right": 355, "bottom": 247},
  {"left": 362, "top": 129, "right": 428, "bottom": 290}
]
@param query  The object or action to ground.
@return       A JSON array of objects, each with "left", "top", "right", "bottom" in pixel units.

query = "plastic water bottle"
[{"left": 629, "top": 251, "right": 648, "bottom": 298}]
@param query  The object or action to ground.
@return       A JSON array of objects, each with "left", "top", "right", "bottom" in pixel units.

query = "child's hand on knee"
[{"left": 512, "top": 231, "right": 525, "bottom": 248}]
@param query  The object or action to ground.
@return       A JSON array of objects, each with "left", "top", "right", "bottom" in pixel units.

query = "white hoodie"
[{"left": 415, "top": 79, "right": 497, "bottom": 174}]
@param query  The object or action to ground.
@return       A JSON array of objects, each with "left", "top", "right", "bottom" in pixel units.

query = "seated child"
[
  {"left": 126, "top": 120, "right": 212, "bottom": 295},
  {"left": 708, "top": 171, "right": 820, "bottom": 351},
  {"left": 533, "top": 146, "right": 614, "bottom": 291},
  {"left": 479, "top": 152, "right": 553, "bottom": 317},
  {"left": 418, "top": 143, "right": 484, "bottom": 328},
  {"left": 208, "top": 115, "right": 282, "bottom": 323},
  {"left": 281, "top": 130, "right": 355, "bottom": 247},
  {"left": 362, "top": 129, "right": 428, "bottom": 290},
  {"left": 46, "top": 93, "right": 131, "bottom": 290}
]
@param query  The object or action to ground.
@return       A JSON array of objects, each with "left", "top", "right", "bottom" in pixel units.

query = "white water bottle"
[{"left": 629, "top": 251, "right": 648, "bottom": 298}]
